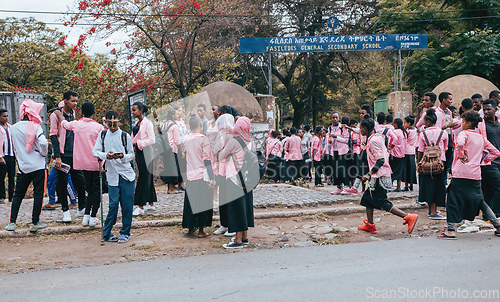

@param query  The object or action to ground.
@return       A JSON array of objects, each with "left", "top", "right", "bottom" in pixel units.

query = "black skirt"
[
  {"left": 332, "top": 152, "right": 348, "bottom": 186},
  {"left": 403, "top": 154, "right": 418, "bottom": 184},
  {"left": 161, "top": 150, "right": 180, "bottom": 185},
  {"left": 134, "top": 148, "right": 158, "bottom": 206},
  {"left": 217, "top": 175, "right": 228, "bottom": 227},
  {"left": 390, "top": 156, "right": 405, "bottom": 181},
  {"left": 419, "top": 173, "right": 446, "bottom": 207},
  {"left": 446, "top": 178, "right": 482, "bottom": 223},
  {"left": 182, "top": 179, "right": 214, "bottom": 230},
  {"left": 226, "top": 179, "right": 254, "bottom": 233}
]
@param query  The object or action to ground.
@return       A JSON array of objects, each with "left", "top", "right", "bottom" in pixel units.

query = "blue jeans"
[
  {"left": 47, "top": 167, "right": 77, "bottom": 205},
  {"left": 103, "top": 176, "right": 135, "bottom": 239}
]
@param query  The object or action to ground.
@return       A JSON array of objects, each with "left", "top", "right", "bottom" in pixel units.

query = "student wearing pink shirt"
[
  {"left": 311, "top": 126, "right": 324, "bottom": 187},
  {"left": 403, "top": 115, "right": 418, "bottom": 191},
  {"left": 417, "top": 108, "right": 448, "bottom": 220},
  {"left": 357, "top": 119, "right": 418, "bottom": 234},
  {"left": 284, "top": 127, "right": 302, "bottom": 184},
  {"left": 345, "top": 119, "right": 360, "bottom": 190},
  {"left": 182, "top": 115, "right": 215, "bottom": 238},
  {"left": 131, "top": 103, "right": 158, "bottom": 216},
  {"left": 416, "top": 92, "right": 438, "bottom": 129},
  {"left": 220, "top": 117, "right": 254, "bottom": 249},
  {"left": 440, "top": 111, "right": 500, "bottom": 239},
  {"left": 390, "top": 118, "right": 407, "bottom": 192},
  {"left": 328, "top": 112, "right": 350, "bottom": 194},
  {"left": 376, "top": 112, "right": 397, "bottom": 149},
  {"left": 162, "top": 108, "right": 184, "bottom": 194},
  {"left": 266, "top": 130, "right": 282, "bottom": 183},
  {"left": 55, "top": 102, "right": 104, "bottom": 226}
]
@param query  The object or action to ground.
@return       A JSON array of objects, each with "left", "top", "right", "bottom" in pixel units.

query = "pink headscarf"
[
  {"left": 20, "top": 99, "right": 44, "bottom": 151},
  {"left": 234, "top": 116, "right": 252, "bottom": 142}
]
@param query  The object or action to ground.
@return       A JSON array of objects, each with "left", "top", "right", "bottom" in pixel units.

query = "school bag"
[
  {"left": 417, "top": 130, "right": 445, "bottom": 176},
  {"left": 382, "top": 128, "right": 389, "bottom": 147},
  {"left": 233, "top": 136, "right": 266, "bottom": 193}
]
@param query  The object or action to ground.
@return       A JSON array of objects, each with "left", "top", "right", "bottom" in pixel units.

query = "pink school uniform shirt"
[
  {"left": 310, "top": 136, "right": 322, "bottom": 161},
  {"left": 453, "top": 130, "right": 500, "bottom": 180},
  {"left": 219, "top": 137, "right": 247, "bottom": 179},
  {"left": 416, "top": 107, "right": 449, "bottom": 129},
  {"left": 405, "top": 128, "right": 418, "bottom": 155},
  {"left": 366, "top": 133, "right": 392, "bottom": 178},
  {"left": 325, "top": 125, "right": 348, "bottom": 155},
  {"left": 61, "top": 118, "right": 104, "bottom": 171},
  {"left": 417, "top": 126, "right": 448, "bottom": 161},
  {"left": 337, "top": 128, "right": 350, "bottom": 155},
  {"left": 183, "top": 133, "right": 214, "bottom": 181},
  {"left": 266, "top": 137, "right": 283, "bottom": 159},
  {"left": 351, "top": 130, "right": 361, "bottom": 154},
  {"left": 50, "top": 110, "right": 76, "bottom": 155},
  {"left": 164, "top": 121, "right": 181, "bottom": 153},
  {"left": 390, "top": 128, "right": 406, "bottom": 158},
  {"left": 285, "top": 135, "right": 302, "bottom": 161},
  {"left": 131, "top": 118, "right": 155, "bottom": 150},
  {"left": 350, "top": 127, "right": 366, "bottom": 151},
  {"left": 378, "top": 124, "right": 397, "bottom": 148}
]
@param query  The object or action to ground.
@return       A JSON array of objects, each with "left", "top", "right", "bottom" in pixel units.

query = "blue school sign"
[{"left": 240, "top": 34, "right": 427, "bottom": 54}]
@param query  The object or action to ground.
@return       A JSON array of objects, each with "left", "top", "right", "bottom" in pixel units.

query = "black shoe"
[
  {"left": 223, "top": 241, "right": 243, "bottom": 249},
  {"left": 231, "top": 237, "right": 249, "bottom": 245}
]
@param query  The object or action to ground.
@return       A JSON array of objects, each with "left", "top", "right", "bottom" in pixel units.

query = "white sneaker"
[
  {"left": 133, "top": 207, "right": 144, "bottom": 216},
  {"left": 63, "top": 211, "right": 72, "bottom": 222},
  {"left": 82, "top": 215, "right": 90, "bottom": 226},
  {"left": 214, "top": 226, "right": 228, "bottom": 235},
  {"left": 76, "top": 209, "right": 85, "bottom": 217},
  {"left": 5, "top": 222, "right": 16, "bottom": 231},
  {"left": 224, "top": 231, "right": 236, "bottom": 237},
  {"left": 143, "top": 204, "right": 155, "bottom": 211},
  {"left": 89, "top": 217, "right": 100, "bottom": 226}
]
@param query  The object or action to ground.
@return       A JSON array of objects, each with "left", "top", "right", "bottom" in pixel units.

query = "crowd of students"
[
  {"left": 266, "top": 90, "right": 500, "bottom": 238},
  {"left": 2, "top": 92, "right": 255, "bottom": 248},
  {"left": 2, "top": 89, "right": 500, "bottom": 242}
]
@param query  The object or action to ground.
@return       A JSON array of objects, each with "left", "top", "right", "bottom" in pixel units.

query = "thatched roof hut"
[{"left": 433, "top": 75, "right": 499, "bottom": 103}]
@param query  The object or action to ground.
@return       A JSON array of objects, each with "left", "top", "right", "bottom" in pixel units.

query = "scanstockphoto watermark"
[{"left": 365, "top": 286, "right": 500, "bottom": 300}]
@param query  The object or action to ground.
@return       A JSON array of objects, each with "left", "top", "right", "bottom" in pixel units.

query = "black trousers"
[
  {"left": 10, "top": 169, "right": 46, "bottom": 224},
  {"left": 56, "top": 157, "right": 86, "bottom": 212},
  {"left": 266, "top": 157, "right": 281, "bottom": 182},
  {"left": 314, "top": 161, "right": 323, "bottom": 185},
  {"left": 84, "top": 171, "right": 100, "bottom": 217},
  {"left": 481, "top": 164, "right": 500, "bottom": 217},
  {"left": 0, "top": 155, "right": 16, "bottom": 201}
]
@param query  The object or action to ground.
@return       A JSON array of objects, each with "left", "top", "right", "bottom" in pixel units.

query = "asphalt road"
[{"left": 1, "top": 233, "right": 499, "bottom": 302}]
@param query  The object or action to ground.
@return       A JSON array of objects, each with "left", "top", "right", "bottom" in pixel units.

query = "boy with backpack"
[{"left": 92, "top": 110, "right": 135, "bottom": 243}]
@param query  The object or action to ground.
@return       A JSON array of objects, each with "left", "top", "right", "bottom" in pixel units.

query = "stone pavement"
[{"left": 0, "top": 183, "right": 418, "bottom": 227}]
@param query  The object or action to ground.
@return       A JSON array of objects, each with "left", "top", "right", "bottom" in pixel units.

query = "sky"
[{"left": 0, "top": 0, "right": 126, "bottom": 55}]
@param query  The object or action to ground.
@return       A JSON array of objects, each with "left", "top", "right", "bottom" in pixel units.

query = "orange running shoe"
[
  {"left": 358, "top": 220, "right": 377, "bottom": 234},
  {"left": 403, "top": 214, "right": 418, "bottom": 234}
]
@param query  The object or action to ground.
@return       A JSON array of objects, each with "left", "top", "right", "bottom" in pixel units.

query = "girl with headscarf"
[
  {"left": 219, "top": 117, "right": 254, "bottom": 248},
  {"left": 212, "top": 113, "right": 236, "bottom": 236}
]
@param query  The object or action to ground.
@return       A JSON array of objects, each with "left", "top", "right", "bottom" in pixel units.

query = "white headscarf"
[{"left": 214, "top": 114, "right": 235, "bottom": 153}]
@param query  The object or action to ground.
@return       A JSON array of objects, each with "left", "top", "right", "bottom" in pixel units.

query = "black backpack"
[
  {"left": 233, "top": 136, "right": 265, "bottom": 193},
  {"left": 382, "top": 128, "right": 389, "bottom": 147},
  {"left": 100, "top": 130, "right": 133, "bottom": 169}
]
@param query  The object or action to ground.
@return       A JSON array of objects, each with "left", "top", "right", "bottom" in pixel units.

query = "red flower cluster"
[
  {"left": 58, "top": 35, "right": 67, "bottom": 46},
  {"left": 77, "top": 58, "right": 85, "bottom": 69},
  {"left": 10, "top": 86, "right": 41, "bottom": 93}
]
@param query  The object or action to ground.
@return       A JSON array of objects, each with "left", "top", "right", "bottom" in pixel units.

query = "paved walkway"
[{"left": 0, "top": 183, "right": 418, "bottom": 226}]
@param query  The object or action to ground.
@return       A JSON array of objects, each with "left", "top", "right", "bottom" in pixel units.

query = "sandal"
[
  {"left": 117, "top": 234, "right": 130, "bottom": 243},
  {"left": 198, "top": 232, "right": 210, "bottom": 238},
  {"left": 315, "top": 184, "right": 324, "bottom": 187},
  {"left": 437, "top": 233, "right": 457, "bottom": 240},
  {"left": 167, "top": 188, "right": 181, "bottom": 194},
  {"left": 42, "top": 204, "right": 57, "bottom": 211},
  {"left": 104, "top": 234, "right": 119, "bottom": 242}
]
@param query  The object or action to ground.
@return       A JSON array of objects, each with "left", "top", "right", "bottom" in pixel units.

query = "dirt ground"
[{"left": 0, "top": 207, "right": 460, "bottom": 274}]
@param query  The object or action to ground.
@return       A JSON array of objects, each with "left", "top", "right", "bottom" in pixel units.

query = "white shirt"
[
  {"left": 92, "top": 128, "right": 135, "bottom": 186},
  {"left": 0, "top": 124, "right": 15, "bottom": 157},
  {"left": 11, "top": 121, "right": 48, "bottom": 174}
]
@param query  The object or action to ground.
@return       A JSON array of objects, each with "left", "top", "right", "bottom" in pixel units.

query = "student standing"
[
  {"left": 131, "top": 102, "right": 158, "bottom": 216},
  {"left": 440, "top": 111, "right": 500, "bottom": 239},
  {"left": 389, "top": 118, "right": 407, "bottom": 192},
  {"left": 417, "top": 108, "right": 448, "bottom": 220},
  {"left": 55, "top": 102, "right": 104, "bottom": 226},
  {"left": 5, "top": 99, "right": 48, "bottom": 232},
  {"left": 220, "top": 117, "right": 255, "bottom": 249},
  {"left": 266, "top": 130, "right": 282, "bottom": 183},
  {"left": 197, "top": 104, "right": 209, "bottom": 135},
  {"left": 50, "top": 90, "right": 87, "bottom": 222},
  {"left": 0, "top": 108, "right": 15, "bottom": 204},
  {"left": 284, "top": 127, "right": 302, "bottom": 184},
  {"left": 311, "top": 127, "right": 324, "bottom": 187},
  {"left": 416, "top": 92, "right": 438, "bottom": 128},
  {"left": 403, "top": 115, "right": 418, "bottom": 191},
  {"left": 163, "top": 108, "right": 184, "bottom": 194},
  {"left": 93, "top": 110, "right": 135, "bottom": 243},
  {"left": 182, "top": 115, "right": 214, "bottom": 237},
  {"left": 303, "top": 125, "right": 313, "bottom": 178},
  {"left": 328, "top": 112, "right": 350, "bottom": 194},
  {"left": 298, "top": 129, "right": 310, "bottom": 179},
  {"left": 357, "top": 118, "right": 418, "bottom": 234}
]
